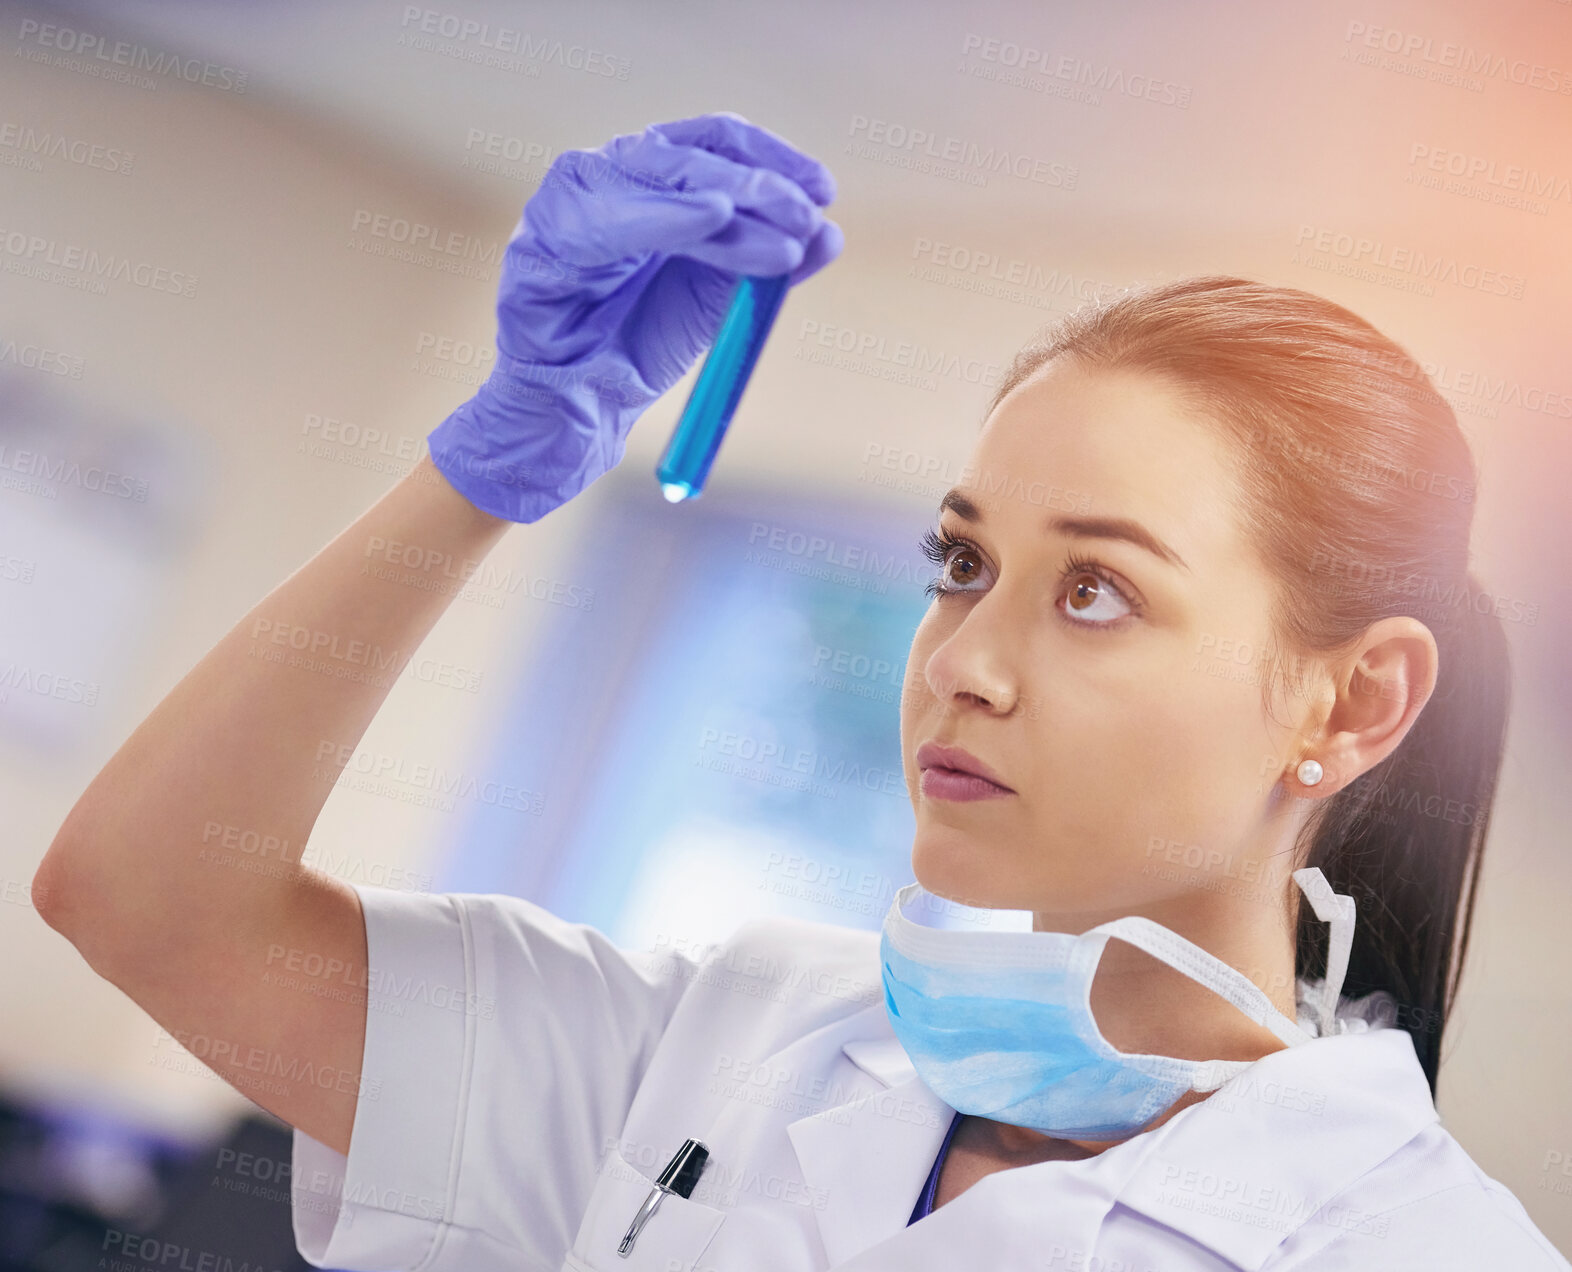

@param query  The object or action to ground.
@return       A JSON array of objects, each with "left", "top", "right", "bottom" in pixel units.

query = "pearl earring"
[{"left": 1296, "top": 758, "right": 1324, "bottom": 787}]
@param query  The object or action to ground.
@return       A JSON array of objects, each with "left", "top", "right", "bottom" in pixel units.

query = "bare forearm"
[{"left": 38, "top": 454, "right": 511, "bottom": 965}]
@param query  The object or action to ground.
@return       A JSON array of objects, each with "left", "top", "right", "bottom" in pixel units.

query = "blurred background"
[{"left": 2, "top": 0, "right": 1570, "bottom": 1264}]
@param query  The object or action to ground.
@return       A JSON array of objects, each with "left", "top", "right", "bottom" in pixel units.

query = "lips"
[{"left": 915, "top": 740, "right": 1014, "bottom": 792}]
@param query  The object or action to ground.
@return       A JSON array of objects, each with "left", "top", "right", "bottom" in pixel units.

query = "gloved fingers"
[
  {"left": 672, "top": 209, "right": 808, "bottom": 276},
  {"left": 522, "top": 181, "right": 735, "bottom": 267},
  {"left": 604, "top": 127, "right": 826, "bottom": 242},
  {"left": 619, "top": 255, "right": 740, "bottom": 389},
  {"left": 650, "top": 112, "right": 837, "bottom": 207},
  {"left": 785, "top": 217, "right": 844, "bottom": 287}
]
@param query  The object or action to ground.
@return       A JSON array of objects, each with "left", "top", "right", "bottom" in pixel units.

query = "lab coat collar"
[
  {"left": 1113, "top": 1027, "right": 1439, "bottom": 1269},
  {"left": 784, "top": 1008, "right": 951, "bottom": 1266},
  {"left": 787, "top": 1012, "right": 1438, "bottom": 1270},
  {"left": 840, "top": 1033, "right": 917, "bottom": 1087}
]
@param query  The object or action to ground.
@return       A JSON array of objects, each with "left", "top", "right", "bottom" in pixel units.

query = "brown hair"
[{"left": 986, "top": 275, "right": 1511, "bottom": 1094}]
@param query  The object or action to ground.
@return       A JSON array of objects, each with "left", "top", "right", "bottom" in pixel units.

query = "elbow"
[
  {"left": 35, "top": 823, "right": 200, "bottom": 983},
  {"left": 32, "top": 837, "right": 115, "bottom": 973},
  {"left": 35, "top": 795, "right": 118, "bottom": 953},
  {"left": 32, "top": 841, "right": 84, "bottom": 941}
]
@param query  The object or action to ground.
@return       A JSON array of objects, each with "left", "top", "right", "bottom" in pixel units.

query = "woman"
[{"left": 35, "top": 112, "right": 1567, "bottom": 1270}]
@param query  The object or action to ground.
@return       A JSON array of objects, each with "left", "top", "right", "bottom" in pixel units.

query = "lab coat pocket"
[{"left": 565, "top": 1146, "right": 727, "bottom": 1272}]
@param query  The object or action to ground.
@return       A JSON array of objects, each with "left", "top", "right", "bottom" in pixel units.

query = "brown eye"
[
  {"left": 1058, "top": 561, "right": 1135, "bottom": 627},
  {"left": 947, "top": 550, "right": 981, "bottom": 587},
  {"left": 1067, "top": 572, "right": 1102, "bottom": 611},
  {"left": 919, "top": 529, "right": 991, "bottom": 600}
]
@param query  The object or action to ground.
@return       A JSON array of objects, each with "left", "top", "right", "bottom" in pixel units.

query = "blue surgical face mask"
[{"left": 879, "top": 867, "right": 1356, "bottom": 1140}]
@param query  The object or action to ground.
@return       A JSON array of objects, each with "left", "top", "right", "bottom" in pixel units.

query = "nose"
[{"left": 922, "top": 603, "right": 1020, "bottom": 717}]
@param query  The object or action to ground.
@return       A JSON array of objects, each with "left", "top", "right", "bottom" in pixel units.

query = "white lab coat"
[{"left": 290, "top": 886, "right": 1569, "bottom": 1271}]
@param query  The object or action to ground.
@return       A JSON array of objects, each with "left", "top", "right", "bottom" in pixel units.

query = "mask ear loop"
[{"left": 1291, "top": 867, "right": 1357, "bottom": 1037}]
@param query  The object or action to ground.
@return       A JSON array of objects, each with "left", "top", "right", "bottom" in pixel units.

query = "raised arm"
[
  {"left": 34, "top": 456, "right": 510, "bottom": 1153},
  {"left": 33, "top": 110, "right": 841, "bottom": 1159}
]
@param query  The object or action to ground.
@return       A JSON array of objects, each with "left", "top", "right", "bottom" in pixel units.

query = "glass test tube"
[{"left": 656, "top": 272, "right": 792, "bottom": 503}]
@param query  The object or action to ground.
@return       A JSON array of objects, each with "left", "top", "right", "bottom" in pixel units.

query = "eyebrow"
[{"left": 938, "top": 489, "right": 1190, "bottom": 572}]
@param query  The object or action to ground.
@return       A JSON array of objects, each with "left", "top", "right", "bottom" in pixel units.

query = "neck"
[
  {"left": 977, "top": 883, "right": 1300, "bottom": 1162},
  {"left": 1029, "top": 863, "right": 1302, "bottom": 1063}
]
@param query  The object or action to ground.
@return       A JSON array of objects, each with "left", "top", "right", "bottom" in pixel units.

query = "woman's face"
[{"left": 900, "top": 357, "right": 1315, "bottom": 930}]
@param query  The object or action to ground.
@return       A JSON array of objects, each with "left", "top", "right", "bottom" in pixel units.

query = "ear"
[{"left": 1295, "top": 616, "right": 1440, "bottom": 796}]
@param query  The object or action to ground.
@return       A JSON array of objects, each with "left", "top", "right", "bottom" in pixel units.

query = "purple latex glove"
[{"left": 427, "top": 111, "right": 843, "bottom": 523}]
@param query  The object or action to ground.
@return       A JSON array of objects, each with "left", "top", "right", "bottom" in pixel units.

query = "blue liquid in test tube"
[{"left": 657, "top": 272, "right": 792, "bottom": 503}]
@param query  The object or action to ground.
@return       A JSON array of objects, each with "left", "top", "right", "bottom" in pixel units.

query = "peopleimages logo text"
[{"left": 1343, "top": 21, "right": 1572, "bottom": 94}]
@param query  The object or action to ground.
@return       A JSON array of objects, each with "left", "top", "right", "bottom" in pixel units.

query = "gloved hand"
[{"left": 427, "top": 111, "right": 843, "bottom": 523}]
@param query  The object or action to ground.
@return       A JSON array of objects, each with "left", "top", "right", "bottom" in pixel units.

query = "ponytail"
[{"left": 1296, "top": 574, "right": 1512, "bottom": 1092}]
